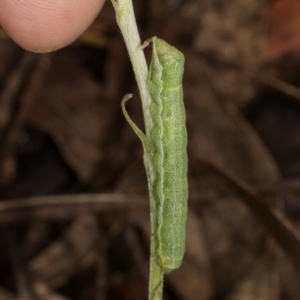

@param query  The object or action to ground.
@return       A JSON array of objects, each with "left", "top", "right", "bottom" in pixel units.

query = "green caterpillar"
[{"left": 122, "top": 37, "right": 188, "bottom": 272}]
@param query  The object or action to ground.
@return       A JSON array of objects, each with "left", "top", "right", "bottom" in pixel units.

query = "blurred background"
[{"left": 0, "top": 0, "right": 300, "bottom": 299}]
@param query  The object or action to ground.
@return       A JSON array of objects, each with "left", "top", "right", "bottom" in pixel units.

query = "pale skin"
[{"left": 0, "top": 0, "right": 106, "bottom": 53}]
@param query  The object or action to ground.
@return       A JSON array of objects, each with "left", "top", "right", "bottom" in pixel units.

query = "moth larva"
[{"left": 122, "top": 37, "right": 188, "bottom": 273}]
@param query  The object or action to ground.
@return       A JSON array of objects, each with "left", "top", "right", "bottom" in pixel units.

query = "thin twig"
[
  {"left": 246, "top": 67, "right": 300, "bottom": 102},
  {"left": 0, "top": 193, "right": 147, "bottom": 212},
  {"left": 201, "top": 160, "right": 300, "bottom": 275}
]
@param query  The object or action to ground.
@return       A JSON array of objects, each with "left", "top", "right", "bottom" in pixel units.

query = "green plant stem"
[
  {"left": 149, "top": 255, "right": 164, "bottom": 300},
  {"left": 110, "top": 0, "right": 152, "bottom": 136},
  {"left": 110, "top": 1, "right": 164, "bottom": 299}
]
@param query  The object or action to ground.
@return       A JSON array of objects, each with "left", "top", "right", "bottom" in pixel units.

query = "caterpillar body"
[{"left": 122, "top": 37, "right": 188, "bottom": 272}]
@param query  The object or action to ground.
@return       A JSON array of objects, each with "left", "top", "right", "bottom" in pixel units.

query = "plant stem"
[
  {"left": 110, "top": 1, "right": 164, "bottom": 299},
  {"left": 110, "top": 0, "right": 152, "bottom": 136},
  {"left": 149, "top": 255, "right": 164, "bottom": 300}
]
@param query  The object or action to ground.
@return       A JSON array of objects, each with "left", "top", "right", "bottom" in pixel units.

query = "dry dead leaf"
[
  {"left": 28, "top": 55, "right": 114, "bottom": 183},
  {"left": 263, "top": 0, "right": 300, "bottom": 61}
]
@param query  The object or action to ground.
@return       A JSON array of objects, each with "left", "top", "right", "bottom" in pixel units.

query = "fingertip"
[{"left": 0, "top": 0, "right": 106, "bottom": 52}]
